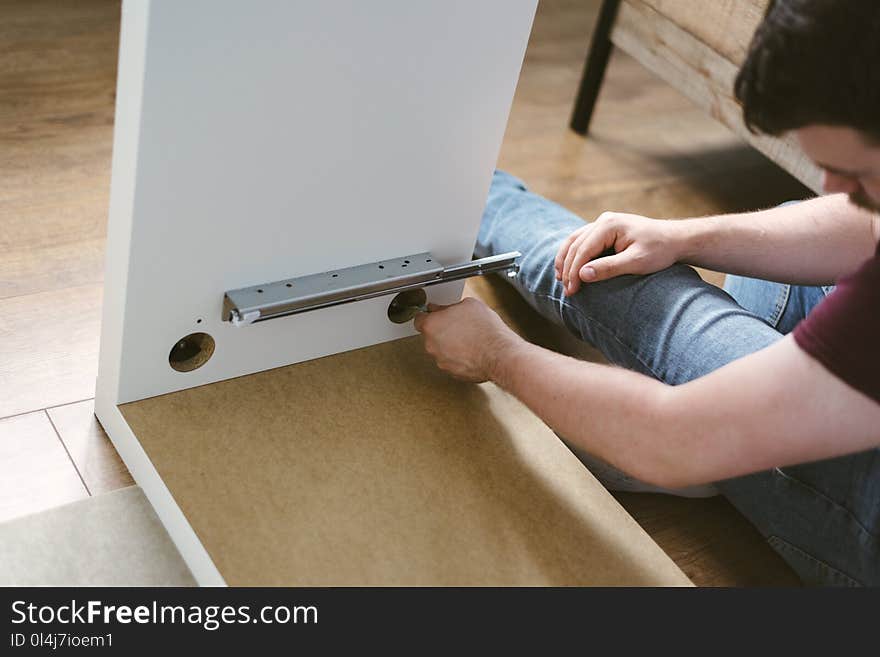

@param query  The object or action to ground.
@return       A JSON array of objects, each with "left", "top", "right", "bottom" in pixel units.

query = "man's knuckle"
[{"left": 598, "top": 212, "right": 620, "bottom": 229}]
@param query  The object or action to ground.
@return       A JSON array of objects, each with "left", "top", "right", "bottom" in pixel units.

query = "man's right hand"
[{"left": 554, "top": 212, "right": 685, "bottom": 295}]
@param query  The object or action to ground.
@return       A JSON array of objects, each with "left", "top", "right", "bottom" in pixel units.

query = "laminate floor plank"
[
  {"left": 0, "top": 283, "right": 102, "bottom": 419},
  {"left": 48, "top": 399, "right": 134, "bottom": 496},
  {"left": 0, "top": 410, "right": 88, "bottom": 523}
]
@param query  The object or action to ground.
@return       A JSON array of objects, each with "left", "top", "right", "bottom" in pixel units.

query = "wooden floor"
[{"left": 0, "top": 0, "right": 804, "bottom": 585}]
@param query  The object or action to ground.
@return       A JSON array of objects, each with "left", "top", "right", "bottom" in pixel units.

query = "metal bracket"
[{"left": 223, "top": 251, "right": 520, "bottom": 325}]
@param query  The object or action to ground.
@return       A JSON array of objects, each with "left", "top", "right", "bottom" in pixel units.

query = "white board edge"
[
  {"left": 94, "top": 395, "right": 226, "bottom": 587},
  {"left": 96, "top": 0, "right": 149, "bottom": 407}
]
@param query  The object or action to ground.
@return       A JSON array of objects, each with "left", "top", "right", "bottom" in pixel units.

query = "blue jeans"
[{"left": 476, "top": 170, "right": 880, "bottom": 586}]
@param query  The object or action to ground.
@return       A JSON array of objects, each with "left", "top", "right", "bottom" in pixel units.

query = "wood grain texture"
[
  {"left": 498, "top": 2, "right": 810, "bottom": 220},
  {"left": 0, "top": 284, "right": 102, "bottom": 418},
  {"left": 639, "top": 0, "right": 768, "bottom": 63},
  {"left": 0, "top": 0, "right": 118, "bottom": 300},
  {"left": 48, "top": 399, "right": 134, "bottom": 495},
  {"left": 613, "top": 491, "right": 800, "bottom": 586},
  {"left": 612, "top": 0, "right": 823, "bottom": 192},
  {"left": 0, "top": 411, "right": 88, "bottom": 523},
  {"left": 0, "top": 0, "right": 116, "bottom": 416}
]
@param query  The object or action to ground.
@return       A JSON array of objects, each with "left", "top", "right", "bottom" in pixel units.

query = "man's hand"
[
  {"left": 413, "top": 297, "right": 522, "bottom": 383},
  {"left": 555, "top": 212, "right": 684, "bottom": 295}
]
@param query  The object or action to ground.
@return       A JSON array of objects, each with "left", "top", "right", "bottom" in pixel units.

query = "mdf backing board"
[
  {"left": 120, "top": 337, "right": 691, "bottom": 586},
  {"left": 96, "top": 0, "right": 537, "bottom": 407}
]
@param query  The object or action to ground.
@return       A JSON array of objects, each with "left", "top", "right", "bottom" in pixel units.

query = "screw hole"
[
  {"left": 426, "top": 259, "right": 432, "bottom": 262},
  {"left": 404, "top": 260, "right": 410, "bottom": 264},
  {"left": 378, "top": 265, "right": 384, "bottom": 269},
  {"left": 196, "top": 318, "right": 202, "bottom": 324},
  {"left": 169, "top": 332, "right": 215, "bottom": 372},
  {"left": 257, "top": 289, "right": 263, "bottom": 293},
  {"left": 286, "top": 283, "right": 292, "bottom": 287},
  {"left": 402, "top": 264, "right": 407, "bottom": 268},
  {"left": 388, "top": 288, "right": 427, "bottom": 324}
]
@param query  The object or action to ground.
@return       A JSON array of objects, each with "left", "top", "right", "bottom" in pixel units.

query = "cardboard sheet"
[
  {"left": 120, "top": 337, "right": 689, "bottom": 586},
  {"left": 0, "top": 486, "right": 194, "bottom": 586}
]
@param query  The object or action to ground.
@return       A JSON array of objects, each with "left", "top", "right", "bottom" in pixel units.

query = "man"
[{"left": 414, "top": 0, "right": 880, "bottom": 586}]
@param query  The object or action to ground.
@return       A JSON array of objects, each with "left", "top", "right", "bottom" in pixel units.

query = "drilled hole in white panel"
[
  {"left": 387, "top": 288, "right": 427, "bottom": 324},
  {"left": 169, "top": 332, "right": 215, "bottom": 372}
]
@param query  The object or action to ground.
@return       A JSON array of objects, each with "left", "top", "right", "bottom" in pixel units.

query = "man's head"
[{"left": 735, "top": 0, "right": 880, "bottom": 210}]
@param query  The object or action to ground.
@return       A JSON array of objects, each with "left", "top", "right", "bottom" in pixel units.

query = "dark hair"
[{"left": 735, "top": 0, "right": 880, "bottom": 141}]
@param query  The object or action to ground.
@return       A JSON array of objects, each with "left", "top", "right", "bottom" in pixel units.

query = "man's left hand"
[{"left": 413, "top": 297, "right": 521, "bottom": 383}]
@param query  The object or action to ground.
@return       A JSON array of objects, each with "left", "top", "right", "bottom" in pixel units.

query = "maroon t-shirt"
[{"left": 793, "top": 242, "right": 880, "bottom": 404}]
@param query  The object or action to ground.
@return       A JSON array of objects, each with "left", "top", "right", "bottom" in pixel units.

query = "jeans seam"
[
  {"left": 774, "top": 467, "right": 879, "bottom": 540},
  {"left": 768, "top": 283, "right": 790, "bottom": 328},
  {"left": 767, "top": 535, "right": 861, "bottom": 587},
  {"left": 532, "top": 291, "right": 666, "bottom": 381}
]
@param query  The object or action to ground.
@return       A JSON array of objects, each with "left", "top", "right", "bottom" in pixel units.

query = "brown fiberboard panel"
[{"left": 120, "top": 337, "right": 690, "bottom": 586}]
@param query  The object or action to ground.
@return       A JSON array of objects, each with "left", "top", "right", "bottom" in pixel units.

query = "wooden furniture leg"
[{"left": 570, "top": 0, "right": 621, "bottom": 135}]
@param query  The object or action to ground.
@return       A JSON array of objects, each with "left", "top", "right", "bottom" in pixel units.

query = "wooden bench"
[{"left": 571, "top": 0, "right": 822, "bottom": 193}]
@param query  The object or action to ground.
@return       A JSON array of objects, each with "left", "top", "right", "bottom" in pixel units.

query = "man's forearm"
[
  {"left": 490, "top": 338, "right": 681, "bottom": 487},
  {"left": 673, "top": 193, "right": 879, "bottom": 284}
]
